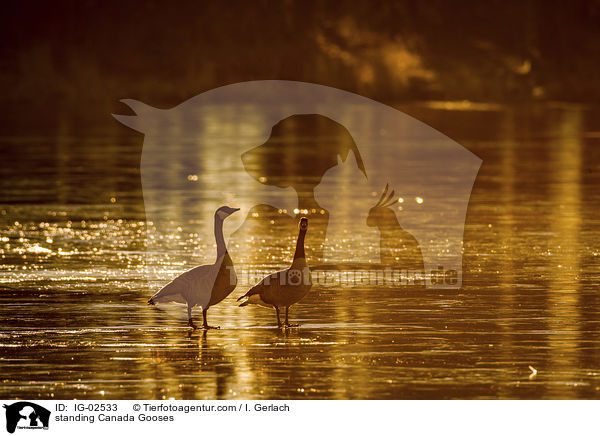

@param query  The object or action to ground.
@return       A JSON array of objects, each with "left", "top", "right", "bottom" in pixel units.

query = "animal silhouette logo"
[
  {"left": 3, "top": 402, "right": 50, "bottom": 433},
  {"left": 366, "top": 184, "right": 425, "bottom": 271},
  {"left": 287, "top": 269, "right": 303, "bottom": 285},
  {"left": 240, "top": 113, "right": 367, "bottom": 263},
  {"left": 314, "top": 151, "right": 375, "bottom": 264},
  {"left": 113, "top": 80, "right": 481, "bottom": 288}
]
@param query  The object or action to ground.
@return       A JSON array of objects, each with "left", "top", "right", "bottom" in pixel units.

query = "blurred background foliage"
[{"left": 1, "top": 0, "right": 599, "bottom": 135}]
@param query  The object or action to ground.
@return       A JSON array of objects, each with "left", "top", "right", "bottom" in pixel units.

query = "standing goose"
[
  {"left": 237, "top": 217, "right": 312, "bottom": 327},
  {"left": 148, "top": 206, "right": 239, "bottom": 329}
]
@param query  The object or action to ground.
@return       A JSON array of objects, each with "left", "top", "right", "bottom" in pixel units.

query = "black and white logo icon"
[{"left": 3, "top": 402, "right": 50, "bottom": 434}]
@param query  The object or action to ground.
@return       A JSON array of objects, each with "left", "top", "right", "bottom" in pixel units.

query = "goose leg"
[
  {"left": 284, "top": 306, "right": 299, "bottom": 328},
  {"left": 187, "top": 304, "right": 197, "bottom": 329},
  {"left": 202, "top": 308, "right": 220, "bottom": 330},
  {"left": 275, "top": 306, "right": 282, "bottom": 328}
]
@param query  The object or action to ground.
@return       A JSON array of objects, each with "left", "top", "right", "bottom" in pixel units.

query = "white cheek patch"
[{"left": 217, "top": 210, "right": 227, "bottom": 219}]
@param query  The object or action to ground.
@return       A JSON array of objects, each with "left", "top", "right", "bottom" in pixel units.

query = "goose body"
[
  {"left": 238, "top": 217, "right": 312, "bottom": 327},
  {"left": 148, "top": 206, "right": 239, "bottom": 329}
]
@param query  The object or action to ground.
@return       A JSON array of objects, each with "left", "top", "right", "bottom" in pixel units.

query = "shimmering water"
[{"left": 1, "top": 103, "right": 599, "bottom": 399}]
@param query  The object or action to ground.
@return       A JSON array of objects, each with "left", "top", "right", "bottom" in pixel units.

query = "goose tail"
[
  {"left": 237, "top": 293, "right": 249, "bottom": 306},
  {"left": 237, "top": 293, "right": 268, "bottom": 307}
]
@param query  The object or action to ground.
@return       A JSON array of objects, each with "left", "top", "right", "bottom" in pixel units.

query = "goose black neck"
[
  {"left": 293, "top": 228, "right": 307, "bottom": 260},
  {"left": 214, "top": 216, "right": 226, "bottom": 258}
]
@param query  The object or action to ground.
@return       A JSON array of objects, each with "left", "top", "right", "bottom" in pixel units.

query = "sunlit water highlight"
[{"left": 1, "top": 103, "right": 600, "bottom": 399}]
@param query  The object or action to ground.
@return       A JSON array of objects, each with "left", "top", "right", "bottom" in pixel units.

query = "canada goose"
[
  {"left": 367, "top": 184, "right": 424, "bottom": 271},
  {"left": 237, "top": 217, "right": 312, "bottom": 327},
  {"left": 148, "top": 206, "right": 239, "bottom": 329}
]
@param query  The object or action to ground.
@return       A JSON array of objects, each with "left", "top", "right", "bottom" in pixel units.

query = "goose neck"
[
  {"left": 293, "top": 228, "right": 307, "bottom": 261},
  {"left": 214, "top": 216, "right": 226, "bottom": 257}
]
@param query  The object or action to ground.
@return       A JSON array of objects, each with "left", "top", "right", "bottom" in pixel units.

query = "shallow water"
[{"left": 1, "top": 102, "right": 600, "bottom": 399}]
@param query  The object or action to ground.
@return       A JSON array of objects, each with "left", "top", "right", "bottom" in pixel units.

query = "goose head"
[
  {"left": 215, "top": 206, "right": 240, "bottom": 220},
  {"left": 299, "top": 217, "right": 309, "bottom": 231}
]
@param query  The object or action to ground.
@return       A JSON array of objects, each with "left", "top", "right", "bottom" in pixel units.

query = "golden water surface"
[{"left": 1, "top": 103, "right": 599, "bottom": 399}]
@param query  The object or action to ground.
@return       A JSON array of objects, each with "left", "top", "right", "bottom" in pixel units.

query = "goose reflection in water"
[{"left": 151, "top": 330, "right": 234, "bottom": 400}]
